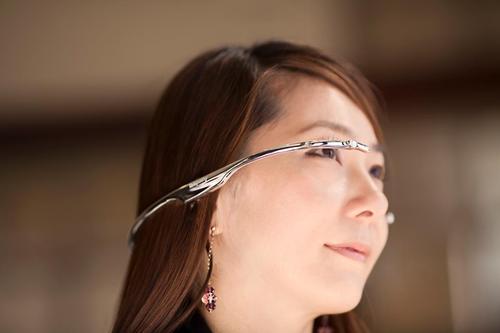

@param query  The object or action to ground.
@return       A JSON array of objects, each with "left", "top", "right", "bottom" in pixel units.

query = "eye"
[
  {"left": 306, "top": 148, "right": 341, "bottom": 164},
  {"left": 370, "top": 164, "right": 386, "bottom": 181}
]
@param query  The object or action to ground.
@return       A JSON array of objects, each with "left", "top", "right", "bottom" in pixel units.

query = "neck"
[{"left": 197, "top": 267, "right": 316, "bottom": 333}]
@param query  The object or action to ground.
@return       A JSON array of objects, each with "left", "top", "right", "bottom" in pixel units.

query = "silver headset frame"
[{"left": 128, "top": 139, "right": 394, "bottom": 248}]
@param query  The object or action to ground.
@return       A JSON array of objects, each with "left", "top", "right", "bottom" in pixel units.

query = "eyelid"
[
  {"left": 310, "top": 134, "right": 343, "bottom": 142},
  {"left": 307, "top": 147, "right": 340, "bottom": 161},
  {"left": 311, "top": 134, "right": 387, "bottom": 180}
]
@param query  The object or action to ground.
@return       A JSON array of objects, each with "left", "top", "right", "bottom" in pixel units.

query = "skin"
[{"left": 197, "top": 75, "right": 389, "bottom": 333}]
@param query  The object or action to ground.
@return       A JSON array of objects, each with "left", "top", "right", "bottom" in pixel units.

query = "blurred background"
[{"left": 1, "top": 1, "right": 499, "bottom": 332}]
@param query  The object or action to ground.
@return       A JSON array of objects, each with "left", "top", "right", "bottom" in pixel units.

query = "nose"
[{"left": 343, "top": 167, "right": 389, "bottom": 222}]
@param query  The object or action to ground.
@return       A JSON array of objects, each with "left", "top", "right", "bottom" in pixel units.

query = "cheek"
[
  {"left": 242, "top": 161, "right": 347, "bottom": 253},
  {"left": 294, "top": 161, "right": 348, "bottom": 214},
  {"left": 375, "top": 222, "right": 389, "bottom": 260}
]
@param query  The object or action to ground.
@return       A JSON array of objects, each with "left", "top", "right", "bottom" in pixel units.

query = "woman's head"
[{"left": 112, "top": 40, "right": 389, "bottom": 333}]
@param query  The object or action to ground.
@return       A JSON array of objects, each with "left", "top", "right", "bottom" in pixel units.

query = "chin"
[
  {"left": 309, "top": 278, "right": 365, "bottom": 314},
  {"left": 336, "top": 290, "right": 363, "bottom": 313},
  {"left": 337, "top": 278, "right": 365, "bottom": 311}
]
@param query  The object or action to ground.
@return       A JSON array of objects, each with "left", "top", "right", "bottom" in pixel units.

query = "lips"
[{"left": 324, "top": 242, "right": 371, "bottom": 262}]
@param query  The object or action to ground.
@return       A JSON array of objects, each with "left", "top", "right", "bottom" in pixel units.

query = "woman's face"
[{"left": 211, "top": 76, "right": 389, "bottom": 316}]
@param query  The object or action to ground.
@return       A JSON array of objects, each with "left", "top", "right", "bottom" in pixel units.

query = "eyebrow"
[
  {"left": 296, "top": 120, "right": 386, "bottom": 153},
  {"left": 296, "top": 120, "right": 355, "bottom": 137}
]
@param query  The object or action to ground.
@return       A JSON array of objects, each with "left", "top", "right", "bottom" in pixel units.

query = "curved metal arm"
[{"left": 128, "top": 139, "right": 371, "bottom": 248}]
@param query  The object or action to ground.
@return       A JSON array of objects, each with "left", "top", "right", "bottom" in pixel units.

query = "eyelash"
[{"left": 307, "top": 135, "right": 386, "bottom": 181}]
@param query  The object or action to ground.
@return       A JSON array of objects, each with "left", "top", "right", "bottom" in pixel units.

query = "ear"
[
  {"left": 210, "top": 192, "right": 226, "bottom": 237},
  {"left": 210, "top": 178, "right": 239, "bottom": 236}
]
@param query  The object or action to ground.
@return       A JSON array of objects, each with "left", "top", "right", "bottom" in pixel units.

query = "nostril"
[{"left": 357, "top": 210, "right": 373, "bottom": 218}]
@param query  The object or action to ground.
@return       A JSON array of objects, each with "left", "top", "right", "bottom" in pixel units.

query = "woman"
[{"left": 112, "top": 40, "right": 395, "bottom": 333}]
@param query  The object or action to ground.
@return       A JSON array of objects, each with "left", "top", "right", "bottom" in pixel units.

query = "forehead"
[{"left": 249, "top": 76, "right": 379, "bottom": 151}]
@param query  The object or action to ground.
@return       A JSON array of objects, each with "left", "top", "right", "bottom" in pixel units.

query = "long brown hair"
[{"left": 111, "top": 40, "right": 386, "bottom": 333}]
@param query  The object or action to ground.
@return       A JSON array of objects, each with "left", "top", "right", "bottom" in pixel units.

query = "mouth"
[{"left": 324, "top": 243, "right": 370, "bottom": 263}]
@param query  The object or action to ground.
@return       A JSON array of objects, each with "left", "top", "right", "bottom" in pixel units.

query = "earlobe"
[
  {"left": 210, "top": 195, "right": 225, "bottom": 236},
  {"left": 211, "top": 178, "right": 241, "bottom": 236},
  {"left": 210, "top": 224, "right": 221, "bottom": 236}
]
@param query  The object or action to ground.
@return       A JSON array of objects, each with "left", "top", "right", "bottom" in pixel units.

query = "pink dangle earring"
[{"left": 201, "top": 225, "right": 217, "bottom": 312}]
